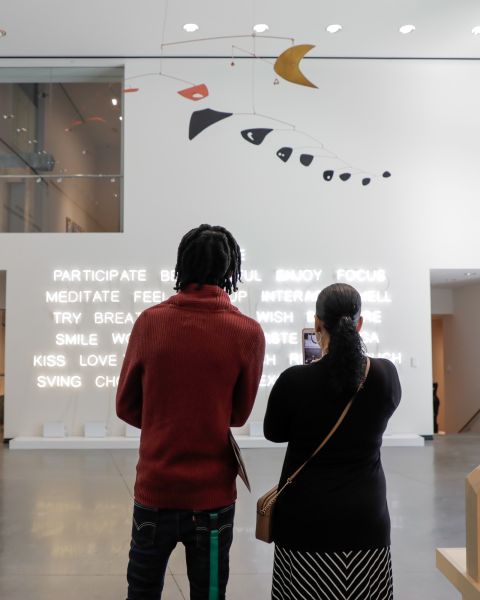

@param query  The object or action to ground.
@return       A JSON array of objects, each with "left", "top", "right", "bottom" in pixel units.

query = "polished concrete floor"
[{"left": 0, "top": 435, "right": 477, "bottom": 599}]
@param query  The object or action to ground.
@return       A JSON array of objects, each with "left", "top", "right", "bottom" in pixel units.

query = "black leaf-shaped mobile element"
[
  {"left": 339, "top": 173, "right": 351, "bottom": 181},
  {"left": 362, "top": 178, "right": 371, "bottom": 186},
  {"left": 323, "top": 170, "right": 334, "bottom": 181},
  {"left": 189, "top": 109, "right": 233, "bottom": 140},
  {"left": 300, "top": 154, "right": 314, "bottom": 166},
  {"left": 276, "top": 147, "right": 293, "bottom": 162},
  {"left": 382, "top": 171, "right": 391, "bottom": 178},
  {"left": 241, "top": 128, "right": 273, "bottom": 145}
]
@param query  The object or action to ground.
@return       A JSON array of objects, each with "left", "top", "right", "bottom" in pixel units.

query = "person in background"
[
  {"left": 117, "top": 224, "right": 265, "bottom": 600},
  {"left": 433, "top": 382, "right": 440, "bottom": 433},
  {"left": 264, "top": 283, "right": 401, "bottom": 600}
]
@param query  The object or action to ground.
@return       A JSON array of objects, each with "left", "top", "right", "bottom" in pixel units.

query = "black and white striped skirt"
[{"left": 272, "top": 545, "right": 393, "bottom": 600}]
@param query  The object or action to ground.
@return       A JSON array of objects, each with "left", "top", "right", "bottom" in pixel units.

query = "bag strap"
[{"left": 274, "top": 358, "right": 370, "bottom": 500}]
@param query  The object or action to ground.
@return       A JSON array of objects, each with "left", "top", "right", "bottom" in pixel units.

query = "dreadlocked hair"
[
  {"left": 174, "top": 224, "right": 242, "bottom": 294},
  {"left": 316, "top": 283, "right": 367, "bottom": 398}
]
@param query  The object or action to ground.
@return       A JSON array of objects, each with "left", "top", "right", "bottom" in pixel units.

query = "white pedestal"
[{"left": 9, "top": 433, "right": 424, "bottom": 450}]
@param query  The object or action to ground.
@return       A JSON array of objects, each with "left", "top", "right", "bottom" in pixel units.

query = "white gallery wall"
[{"left": 4, "top": 56, "right": 480, "bottom": 439}]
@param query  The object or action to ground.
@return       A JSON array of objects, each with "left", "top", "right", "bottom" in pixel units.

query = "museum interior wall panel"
[
  {"left": 431, "top": 288, "right": 454, "bottom": 316},
  {"left": 4, "top": 57, "right": 480, "bottom": 439}
]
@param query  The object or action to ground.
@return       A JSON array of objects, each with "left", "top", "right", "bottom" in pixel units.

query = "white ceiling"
[
  {"left": 430, "top": 269, "right": 480, "bottom": 289},
  {"left": 2, "top": 0, "right": 480, "bottom": 58}
]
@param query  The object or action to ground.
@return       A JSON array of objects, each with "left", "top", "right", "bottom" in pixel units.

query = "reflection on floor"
[{"left": 0, "top": 435, "right": 476, "bottom": 599}]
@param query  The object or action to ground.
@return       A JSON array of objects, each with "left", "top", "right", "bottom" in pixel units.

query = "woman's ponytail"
[{"left": 316, "top": 284, "right": 367, "bottom": 397}]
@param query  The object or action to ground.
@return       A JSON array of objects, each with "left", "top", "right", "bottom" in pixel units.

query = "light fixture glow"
[
  {"left": 326, "top": 24, "right": 342, "bottom": 34},
  {"left": 472, "top": 26, "right": 480, "bottom": 35},
  {"left": 183, "top": 23, "right": 199, "bottom": 33},
  {"left": 111, "top": 98, "right": 118, "bottom": 106},
  {"left": 119, "top": 115, "right": 123, "bottom": 121},
  {"left": 253, "top": 24, "right": 269, "bottom": 33},
  {"left": 399, "top": 24, "right": 416, "bottom": 34},
  {"left": 465, "top": 272, "right": 477, "bottom": 277}
]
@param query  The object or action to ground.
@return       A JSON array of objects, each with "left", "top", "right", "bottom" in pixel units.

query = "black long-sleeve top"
[{"left": 263, "top": 357, "right": 401, "bottom": 551}]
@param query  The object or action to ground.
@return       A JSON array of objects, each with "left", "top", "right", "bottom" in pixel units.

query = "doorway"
[
  {"left": 431, "top": 315, "right": 446, "bottom": 434},
  {"left": 0, "top": 271, "right": 5, "bottom": 439},
  {"left": 430, "top": 269, "right": 480, "bottom": 434}
]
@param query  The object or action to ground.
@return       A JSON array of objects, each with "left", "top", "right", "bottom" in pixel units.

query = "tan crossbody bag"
[{"left": 255, "top": 359, "right": 370, "bottom": 544}]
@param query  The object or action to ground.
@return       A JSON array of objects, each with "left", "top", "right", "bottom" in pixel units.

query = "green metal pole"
[{"left": 209, "top": 512, "right": 219, "bottom": 600}]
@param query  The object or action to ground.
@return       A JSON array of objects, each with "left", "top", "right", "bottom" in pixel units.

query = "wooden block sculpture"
[{"left": 437, "top": 465, "right": 480, "bottom": 599}]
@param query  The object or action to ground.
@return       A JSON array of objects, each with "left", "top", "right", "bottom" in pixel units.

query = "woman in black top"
[{"left": 264, "top": 283, "right": 401, "bottom": 600}]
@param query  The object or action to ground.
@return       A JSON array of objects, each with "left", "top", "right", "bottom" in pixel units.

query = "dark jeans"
[{"left": 126, "top": 501, "right": 235, "bottom": 600}]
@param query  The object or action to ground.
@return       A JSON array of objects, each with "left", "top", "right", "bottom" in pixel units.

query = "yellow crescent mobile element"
[{"left": 274, "top": 44, "right": 318, "bottom": 88}]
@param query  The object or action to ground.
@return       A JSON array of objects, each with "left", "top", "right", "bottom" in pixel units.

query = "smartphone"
[{"left": 302, "top": 328, "right": 322, "bottom": 364}]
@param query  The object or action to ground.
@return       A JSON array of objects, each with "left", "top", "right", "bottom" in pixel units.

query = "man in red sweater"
[{"left": 117, "top": 224, "right": 265, "bottom": 600}]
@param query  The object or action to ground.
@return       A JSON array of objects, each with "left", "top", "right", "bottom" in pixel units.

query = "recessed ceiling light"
[
  {"left": 119, "top": 115, "right": 123, "bottom": 121},
  {"left": 472, "top": 26, "right": 480, "bottom": 35},
  {"left": 111, "top": 98, "right": 118, "bottom": 106},
  {"left": 253, "top": 24, "right": 269, "bottom": 33},
  {"left": 183, "top": 23, "right": 199, "bottom": 33},
  {"left": 399, "top": 24, "right": 416, "bottom": 34},
  {"left": 0, "top": 30, "right": 6, "bottom": 38},
  {"left": 326, "top": 24, "right": 342, "bottom": 34}
]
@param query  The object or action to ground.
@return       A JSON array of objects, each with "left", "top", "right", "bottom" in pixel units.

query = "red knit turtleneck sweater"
[{"left": 116, "top": 284, "right": 265, "bottom": 510}]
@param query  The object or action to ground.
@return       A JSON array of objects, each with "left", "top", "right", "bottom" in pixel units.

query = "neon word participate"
[
  {"left": 336, "top": 269, "right": 387, "bottom": 283},
  {"left": 53, "top": 269, "right": 147, "bottom": 282},
  {"left": 275, "top": 269, "right": 322, "bottom": 283},
  {"left": 46, "top": 290, "right": 120, "bottom": 303}
]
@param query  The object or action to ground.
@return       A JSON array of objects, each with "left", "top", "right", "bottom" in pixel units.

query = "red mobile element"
[
  {"left": 178, "top": 84, "right": 209, "bottom": 101},
  {"left": 124, "top": 87, "right": 139, "bottom": 93}
]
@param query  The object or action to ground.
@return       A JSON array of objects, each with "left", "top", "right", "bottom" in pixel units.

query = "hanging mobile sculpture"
[
  {"left": 125, "top": 21, "right": 392, "bottom": 187},
  {"left": 273, "top": 44, "right": 318, "bottom": 89}
]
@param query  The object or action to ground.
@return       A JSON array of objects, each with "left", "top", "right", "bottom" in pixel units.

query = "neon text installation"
[
  {"left": 46, "top": 290, "right": 120, "bottom": 303},
  {"left": 53, "top": 269, "right": 147, "bottom": 282},
  {"left": 275, "top": 269, "right": 322, "bottom": 283},
  {"left": 336, "top": 269, "right": 386, "bottom": 283}
]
